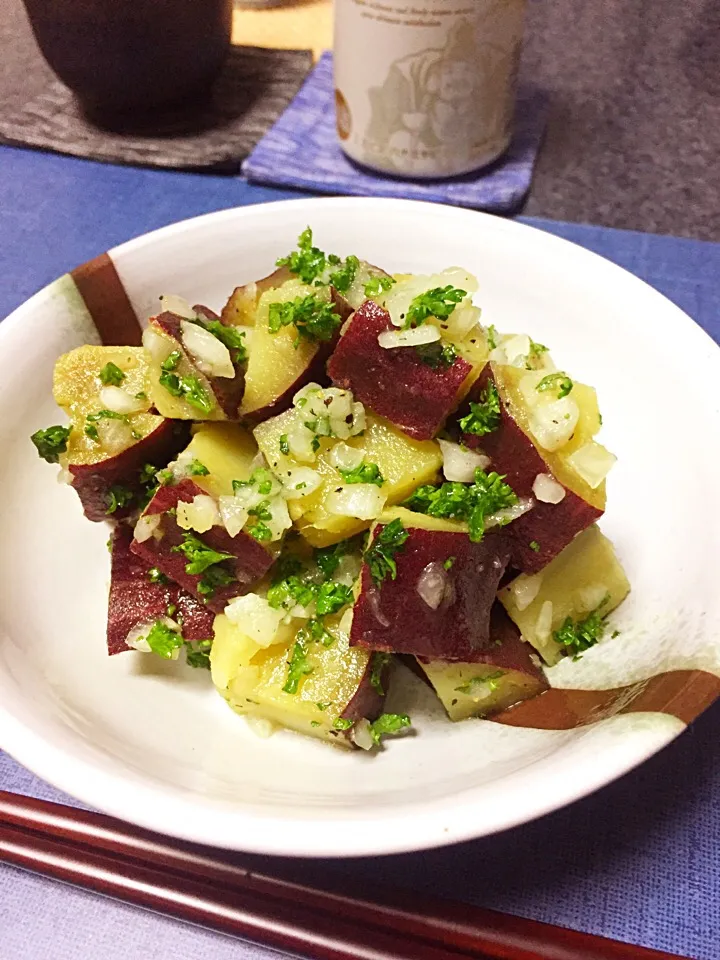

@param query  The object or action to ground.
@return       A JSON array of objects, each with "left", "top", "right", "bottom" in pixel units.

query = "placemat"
[
  {"left": 1, "top": 145, "right": 720, "bottom": 960},
  {"left": 243, "top": 53, "right": 549, "bottom": 212},
  {"left": 0, "top": 45, "right": 313, "bottom": 171}
]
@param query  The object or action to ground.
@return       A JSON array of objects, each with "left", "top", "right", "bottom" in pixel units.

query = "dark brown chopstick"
[{"left": 0, "top": 790, "right": 685, "bottom": 960}]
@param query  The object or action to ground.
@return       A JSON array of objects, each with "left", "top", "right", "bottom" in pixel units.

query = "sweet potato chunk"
[
  {"left": 53, "top": 345, "right": 188, "bottom": 521},
  {"left": 499, "top": 524, "right": 630, "bottom": 665},
  {"left": 454, "top": 364, "right": 607, "bottom": 572},
  {"left": 145, "top": 312, "right": 246, "bottom": 421},
  {"left": 327, "top": 299, "right": 473, "bottom": 440},
  {"left": 417, "top": 605, "right": 548, "bottom": 720},
  {"left": 107, "top": 526, "right": 214, "bottom": 655},
  {"left": 131, "top": 479, "right": 274, "bottom": 613},
  {"left": 211, "top": 611, "right": 387, "bottom": 747},
  {"left": 350, "top": 508, "right": 511, "bottom": 661},
  {"left": 254, "top": 409, "right": 443, "bottom": 547},
  {"left": 239, "top": 279, "right": 353, "bottom": 425}
]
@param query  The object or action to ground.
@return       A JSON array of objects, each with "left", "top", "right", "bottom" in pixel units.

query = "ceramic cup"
[
  {"left": 22, "top": 0, "right": 233, "bottom": 119},
  {"left": 334, "top": 0, "right": 527, "bottom": 179}
]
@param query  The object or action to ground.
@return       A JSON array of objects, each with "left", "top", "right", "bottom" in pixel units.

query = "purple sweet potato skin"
[
  {"left": 340, "top": 656, "right": 389, "bottom": 724},
  {"left": 350, "top": 525, "right": 511, "bottom": 661},
  {"left": 455, "top": 365, "right": 603, "bottom": 574},
  {"left": 130, "top": 479, "right": 273, "bottom": 613},
  {"left": 107, "top": 526, "right": 215, "bottom": 655},
  {"left": 240, "top": 287, "right": 354, "bottom": 427},
  {"left": 69, "top": 420, "right": 189, "bottom": 523},
  {"left": 152, "top": 312, "right": 246, "bottom": 419},
  {"left": 327, "top": 299, "right": 472, "bottom": 441}
]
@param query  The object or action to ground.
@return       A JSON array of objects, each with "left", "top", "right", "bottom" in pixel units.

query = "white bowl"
[{"left": 1, "top": 198, "right": 719, "bottom": 858}]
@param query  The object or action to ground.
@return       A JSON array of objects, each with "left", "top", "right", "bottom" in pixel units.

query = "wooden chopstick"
[{"left": 0, "top": 790, "right": 685, "bottom": 960}]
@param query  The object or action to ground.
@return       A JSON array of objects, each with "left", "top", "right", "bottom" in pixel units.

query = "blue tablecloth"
[{"left": 1, "top": 144, "right": 719, "bottom": 960}]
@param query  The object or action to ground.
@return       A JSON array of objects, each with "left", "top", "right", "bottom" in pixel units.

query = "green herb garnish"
[
  {"left": 283, "top": 635, "right": 314, "bottom": 694},
  {"left": 185, "top": 639, "right": 212, "bottom": 669},
  {"left": 145, "top": 620, "right": 183, "bottom": 660},
  {"left": 402, "top": 286, "right": 466, "bottom": 329},
  {"left": 162, "top": 351, "right": 182, "bottom": 372},
  {"left": 333, "top": 717, "right": 353, "bottom": 731},
  {"left": 415, "top": 341, "right": 458, "bottom": 370},
  {"left": 404, "top": 469, "right": 517, "bottom": 543},
  {"left": 276, "top": 227, "right": 328, "bottom": 285},
  {"left": 159, "top": 370, "right": 214, "bottom": 415},
  {"left": 315, "top": 539, "right": 353, "bottom": 580},
  {"left": 454, "top": 671, "right": 505, "bottom": 695},
  {"left": 537, "top": 372, "right": 573, "bottom": 399},
  {"left": 200, "top": 320, "right": 248, "bottom": 365},
  {"left": 99, "top": 362, "right": 126, "bottom": 386},
  {"left": 328, "top": 254, "right": 359, "bottom": 294},
  {"left": 197, "top": 565, "right": 236, "bottom": 598},
  {"left": 486, "top": 325, "right": 498, "bottom": 350},
  {"left": 364, "top": 275, "right": 395, "bottom": 298},
  {"left": 364, "top": 518, "right": 409, "bottom": 586},
  {"left": 187, "top": 459, "right": 209, "bottom": 477},
  {"left": 148, "top": 567, "right": 169, "bottom": 585},
  {"left": 316, "top": 581, "right": 353, "bottom": 616},
  {"left": 552, "top": 597, "right": 610, "bottom": 658},
  {"left": 443, "top": 556, "right": 456, "bottom": 570},
  {"left": 279, "top": 434, "right": 290, "bottom": 455},
  {"left": 369, "top": 713, "right": 411, "bottom": 745},
  {"left": 105, "top": 485, "right": 134, "bottom": 515},
  {"left": 529, "top": 540, "right": 541, "bottom": 553},
  {"left": 267, "top": 574, "right": 317, "bottom": 612},
  {"left": 172, "top": 532, "right": 234, "bottom": 575},
  {"left": 268, "top": 295, "right": 342, "bottom": 345},
  {"left": 31, "top": 425, "right": 71, "bottom": 463},
  {"left": 338, "top": 460, "right": 385, "bottom": 487},
  {"left": 370, "top": 652, "right": 392, "bottom": 696},
  {"left": 458, "top": 382, "right": 501, "bottom": 437}
]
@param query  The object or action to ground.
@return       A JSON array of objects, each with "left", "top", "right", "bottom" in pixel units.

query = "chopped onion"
[
  {"left": 444, "top": 302, "right": 481, "bottom": 341},
  {"left": 416, "top": 561, "right": 450, "bottom": 610},
  {"left": 282, "top": 467, "right": 322, "bottom": 499},
  {"left": 96, "top": 417, "right": 134, "bottom": 456},
  {"left": 125, "top": 617, "right": 180, "bottom": 657},
  {"left": 366, "top": 586, "right": 390, "bottom": 627},
  {"left": 134, "top": 513, "right": 162, "bottom": 543},
  {"left": 56, "top": 467, "right": 72, "bottom": 485},
  {"left": 382, "top": 267, "right": 479, "bottom": 328},
  {"left": 180, "top": 319, "right": 235, "bottom": 379},
  {"left": 335, "top": 553, "right": 362, "bottom": 588},
  {"left": 378, "top": 325, "right": 441, "bottom": 349},
  {"left": 218, "top": 495, "right": 249, "bottom": 538},
  {"left": 225, "top": 594, "right": 284, "bottom": 647},
  {"left": 288, "top": 422, "right": 318, "bottom": 463},
  {"left": 265, "top": 497, "right": 292, "bottom": 540},
  {"left": 532, "top": 473, "right": 566, "bottom": 504},
  {"left": 485, "top": 496, "right": 534, "bottom": 529},
  {"left": 503, "top": 334, "right": 531, "bottom": 367},
  {"left": 99, "top": 385, "right": 149, "bottom": 415},
  {"left": 142, "top": 326, "right": 172, "bottom": 362},
  {"left": 528, "top": 397, "right": 580, "bottom": 452},
  {"left": 329, "top": 442, "right": 364, "bottom": 472},
  {"left": 566, "top": 442, "right": 617, "bottom": 489},
  {"left": 245, "top": 715, "right": 276, "bottom": 739},
  {"left": 176, "top": 494, "right": 219, "bottom": 533},
  {"left": 159, "top": 294, "right": 197, "bottom": 319},
  {"left": 326, "top": 484, "right": 387, "bottom": 520},
  {"left": 293, "top": 382, "right": 324, "bottom": 411},
  {"left": 438, "top": 439, "right": 490, "bottom": 482},
  {"left": 350, "top": 719, "right": 375, "bottom": 751},
  {"left": 535, "top": 600, "right": 554, "bottom": 641},
  {"left": 338, "top": 607, "right": 355, "bottom": 635},
  {"left": 488, "top": 344, "right": 508, "bottom": 364},
  {"left": 324, "top": 387, "right": 353, "bottom": 423},
  {"left": 574, "top": 582, "right": 608, "bottom": 614},
  {"left": 510, "top": 574, "right": 543, "bottom": 612}
]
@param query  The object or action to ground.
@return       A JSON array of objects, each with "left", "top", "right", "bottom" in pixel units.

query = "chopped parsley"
[
  {"left": 537, "top": 372, "right": 574, "bottom": 399},
  {"left": 197, "top": 565, "right": 236, "bottom": 598},
  {"left": 199, "top": 320, "right": 248, "bottom": 365},
  {"left": 268, "top": 295, "right": 342, "bottom": 345},
  {"left": 404, "top": 469, "right": 517, "bottom": 542},
  {"left": 338, "top": 460, "right": 385, "bottom": 487},
  {"left": 185, "top": 638, "right": 212, "bottom": 669},
  {"left": 529, "top": 540, "right": 541, "bottom": 553},
  {"left": 364, "top": 518, "right": 409, "bottom": 586},
  {"left": 333, "top": 717, "right": 353, "bottom": 731},
  {"left": 99, "top": 362, "right": 126, "bottom": 386},
  {"left": 316, "top": 581, "right": 353, "bottom": 616},
  {"left": 315, "top": 539, "right": 353, "bottom": 580},
  {"left": 443, "top": 556, "right": 456, "bottom": 570},
  {"left": 159, "top": 369, "right": 214, "bottom": 415},
  {"left": 267, "top": 573, "right": 317, "bottom": 612},
  {"left": 486, "top": 324, "right": 498, "bottom": 350},
  {"left": 553, "top": 597, "right": 610, "bottom": 658},
  {"left": 402, "top": 286, "right": 466, "bottom": 329},
  {"left": 458, "top": 382, "right": 501, "bottom": 437},
  {"left": 172, "top": 532, "right": 235, "bottom": 598},
  {"left": 370, "top": 652, "right": 392, "bottom": 695},
  {"left": 415, "top": 341, "right": 457, "bottom": 370},
  {"left": 31, "top": 424, "right": 71, "bottom": 463},
  {"left": 328, "top": 254, "right": 359, "bottom": 294},
  {"left": 187, "top": 459, "right": 209, "bottom": 477},
  {"left": 162, "top": 351, "right": 182, "bottom": 372},
  {"left": 276, "top": 227, "right": 328, "bottom": 285},
  {"left": 105, "top": 484, "right": 134, "bottom": 515},
  {"left": 139, "top": 463, "right": 158, "bottom": 485},
  {"left": 316, "top": 702, "right": 332, "bottom": 711},
  {"left": 148, "top": 567, "right": 169, "bottom": 585},
  {"left": 283, "top": 635, "right": 314, "bottom": 694},
  {"left": 364, "top": 275, "right": 395, "bottom": 298},
  {"left": 454, "top": 671, "right": 505, "bottom": 695},
  {"left": 145, "top": 620, "right": 183, "bottom": 660},
  {"left": 528, "top": 339, "right": 548, "bottom": 364},
  {"left": 310, "top": 721, "right": 321, "bottom": 728},
  {"left": 369, "top": 713, "right": 411, "bottom": 745},
  {"left": 247, "top": 521, "right": 272, "bottom": 543},
  {"left": 299, "top": 618, "right": 336, "bottom": 647},
  {"left": 279, "top": 434, "right": 290, "bottom": 455}
]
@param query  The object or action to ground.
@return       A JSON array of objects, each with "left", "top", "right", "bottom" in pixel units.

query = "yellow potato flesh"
[
  {"left": 184, "top": 423, "right": 259, "bottom": 498},
  {"left": 253, "top": 412, "right": 443, "bottom": 547},
  {"left": 419, "top": 661, "right": 544, "bottom": 722},
  {"left": 52, "top": 345, "right": 162, "bottom": 466},
  {"left": 211, "top": 613, "right": 372, "bottom": 746},
  {"left": 498, "top": 524, "right": 630, "bottom": 665},
  {"left": 145, "top": 327, "right": 222, "bottom": 421}
]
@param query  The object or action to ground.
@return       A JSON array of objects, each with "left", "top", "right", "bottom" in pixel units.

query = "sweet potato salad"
[{"left": 32, "top": 229, "right": 629, "bottom": 750}]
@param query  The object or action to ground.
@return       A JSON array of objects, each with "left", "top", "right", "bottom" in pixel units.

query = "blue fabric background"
[{"left": 1, "top": 144, "right": 719, "bottom": 960}]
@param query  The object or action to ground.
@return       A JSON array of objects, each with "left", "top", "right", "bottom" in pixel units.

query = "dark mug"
[{"left": 22, "top": 0, "right": 233, "bottom": 118}]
